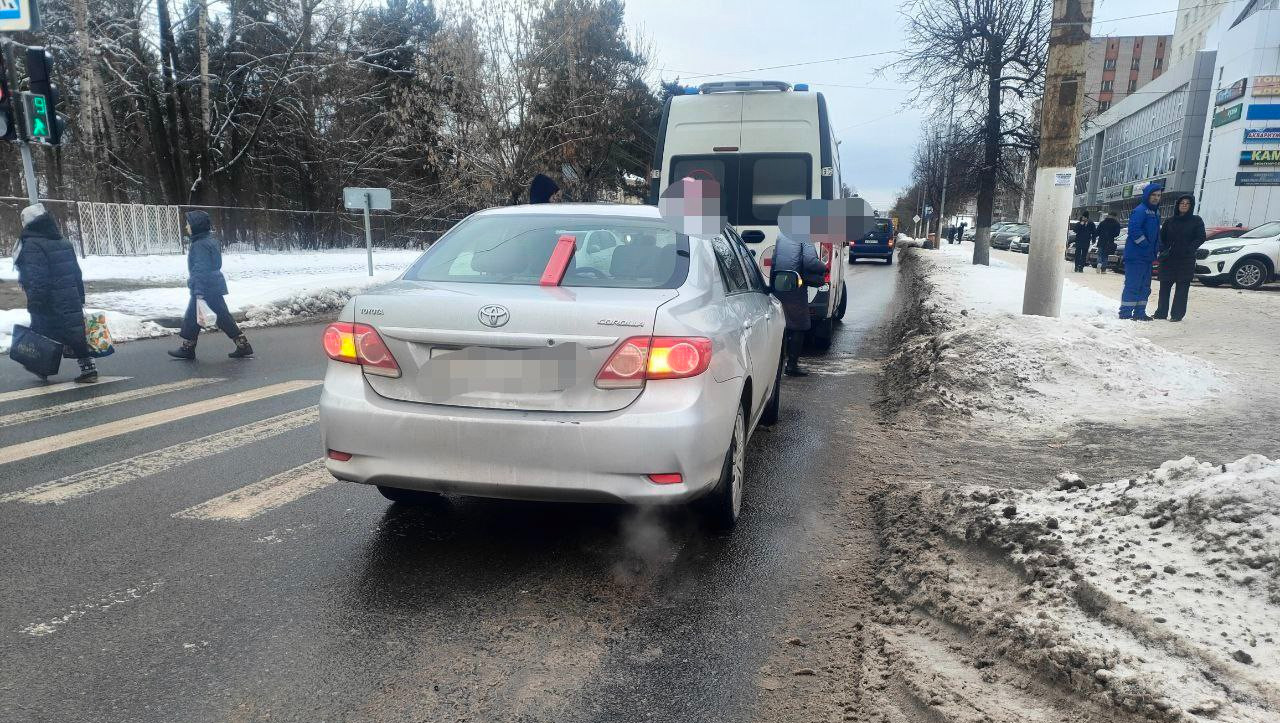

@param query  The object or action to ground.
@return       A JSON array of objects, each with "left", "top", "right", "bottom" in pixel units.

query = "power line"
[{"left": 659, "top": 49, "right": 901, "bottom": 81}]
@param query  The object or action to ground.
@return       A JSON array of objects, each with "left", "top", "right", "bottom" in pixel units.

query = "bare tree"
[{"left": 889, "top": 0, "right": 1050, "bottom": 264}]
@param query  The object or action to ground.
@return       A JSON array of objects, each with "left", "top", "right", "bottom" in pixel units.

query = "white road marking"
[
  {"left": 0, "top": 378, "right": 223, "bottom": 428},
  {"left": 20, "top": 580, "right": 164, "bottom": 637},
  {"left": 1, "top": 407, "right": 320, "bottom": 505},
  {"left": 0, "top": 377, "right": 131, "bottom": 404},
  {"left": 0, "top": 380, "right": 321, "bottom": 467},
  {"left": 172, "top": 458, "right": 335, "bottom": 522}
]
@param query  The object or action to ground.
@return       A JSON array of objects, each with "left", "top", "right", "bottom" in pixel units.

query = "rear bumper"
[
  {"left": 318, "top": 363, "right": 737, "bottom": 505},
  {"left": 850, "top": 246, "right": 892, "bottom": 258}
]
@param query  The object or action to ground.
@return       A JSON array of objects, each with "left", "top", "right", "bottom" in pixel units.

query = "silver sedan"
[{"left": 319, "top": 204, "right": 787, "bottom": 529}]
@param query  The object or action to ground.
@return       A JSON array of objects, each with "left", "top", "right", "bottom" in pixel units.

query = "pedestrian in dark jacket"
[
  {"left": 13, "top": 204, "right": 98, "bottom": 383},
  {"left": 1071, "top": 211, "right": 1096, "bottom": 272},
  {"left": 1121, "top": 182, "right": 1163, "bottom": 320},
  {"left": 529, "top": 174, "right": 560, "bottom": 204},
  {"left": 1153, "top": 195, "right": 1206, "bottom": 322},
  {"left": 169, "top": 211, "right": 254, "bottom": 360},
  {"left": 772, "top": 203, "right": 832, "bottom": 377},
  {"left": 1095, "top": 212, "right": 1121, "bottom": 273}
]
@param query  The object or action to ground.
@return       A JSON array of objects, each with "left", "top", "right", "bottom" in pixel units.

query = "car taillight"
[
  {"left": 820, "top": 242, "right": 833, "bottom": 283},
  {"left": 596, "top": 336, "right": 713, "bottom": 389},
  {"left": 322, "top": 322, "right": 401, "bottom": 378}
]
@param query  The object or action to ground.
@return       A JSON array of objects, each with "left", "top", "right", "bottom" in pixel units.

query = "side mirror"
[{"left": 772, "top": 270, "right": 802, "bottom": 293}]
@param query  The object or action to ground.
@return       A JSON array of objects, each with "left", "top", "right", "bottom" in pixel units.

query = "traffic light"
[
  {"left": 24, "top": 46, "right": 64, "bottom": 145},
  {"left": 0, "top": 51, "right": 14, "bottom": 142}
]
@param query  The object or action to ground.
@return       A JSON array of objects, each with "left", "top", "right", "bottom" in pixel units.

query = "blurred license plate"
[{"left": 426, "top": 345, "right": 579, "bottom": 395}]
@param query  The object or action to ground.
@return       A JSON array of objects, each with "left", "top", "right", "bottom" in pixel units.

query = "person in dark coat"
[
  {"left": 1071, "top": 211, "right": 1096, "bottom": 273},
  {"left": 771, "top": 203, "right": 831, "bottom": 377},
  {"left": 529, "top": 174, "right": 560, "bottom": 204},
  {"left": 13, "top": 204, "right": 98, "bottom": 383},
  {"left": 1121, "top": 182, "right": 1163, "bottom": 320},
  {"left": 1095, "top": 212, "right": 1121, "bottom": 273},
  {"left": 168, "top": 210, "right": 254, "bottom": 360},
  {"left": 1153, "top": 195, "right": 1206, "bottom": 322}
]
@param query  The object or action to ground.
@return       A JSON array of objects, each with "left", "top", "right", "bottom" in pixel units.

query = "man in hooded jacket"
[
  {"left": 169, "top": 210, "right": 254, "bottom": 359},
  {"left": 1153, "top": 194, "right": 1206, "bottom": 322},
  {"left": 1121, "top": 182, "right": 1163, "bottom": 320},
  {"left": 529, "top": 174, "right": 560, "bottom": 204},
  {"left": 14, "top": 204, "right": 98, "bottom": 383}
]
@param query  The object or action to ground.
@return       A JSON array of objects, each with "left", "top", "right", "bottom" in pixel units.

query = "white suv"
[{"left": 1196, "top": 221, "right": 1280, "bottom": 290}]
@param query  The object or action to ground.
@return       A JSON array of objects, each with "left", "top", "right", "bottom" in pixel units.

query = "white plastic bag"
[{"left": 195, "top": 297, "right": 216, "bottom": 329}]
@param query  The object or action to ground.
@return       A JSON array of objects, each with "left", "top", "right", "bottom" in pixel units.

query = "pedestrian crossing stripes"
[
  {"left": 0, "top": 377, "right": 131, "bottom": 404},
  {"left": 0, "top": 379, "right": 321, "bottom": 467},
  {"left": 172, "top": 459, "right": 335, "bottom": 521},
  {"left": 0, "top": 378, "right": 224, "bottom": 429},
  {"left": 0, "top": 407, "right": 320, "bottom": 505}
]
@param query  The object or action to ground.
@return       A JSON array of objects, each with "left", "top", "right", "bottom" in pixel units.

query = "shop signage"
[
  {"left": 1104, "top": 187, "right": 1124, "bottom": 202},
  {"left": 1255, "top": 76, "right": 1280, "bottom": 97},
  {"left": 1243, "top": 127, "right": 1280, "bottom": 143},
  {"left": 1122, "top": 184, "right": 1134, "bottom": 198},
  {"left": 1235, "top": 171, "right": 1280, "bottom": 186},
  {"left": 1245, "top": 104, "right": 1280, "bottom": 120},
  {"left": 1217, "top": 78, "right": 1247, "bottom": 105},
  {"left": 1240, "top": 149, "right": 1280, "bottom": 165},
  {"left": 1214, "top": 103, "right": 1244, "bottom": 127}
]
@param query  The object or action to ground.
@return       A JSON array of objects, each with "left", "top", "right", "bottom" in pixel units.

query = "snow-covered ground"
[
  {"left": 887, "top": 245, "right": 1229, "bottom": 432},
  {"left": 0, "top": 249, "right": 423, "bottom": 353}
]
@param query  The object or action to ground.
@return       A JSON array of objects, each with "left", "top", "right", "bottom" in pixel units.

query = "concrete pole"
[{"left": 1023, "top": 0, "right": 1094, "bottom": 318}]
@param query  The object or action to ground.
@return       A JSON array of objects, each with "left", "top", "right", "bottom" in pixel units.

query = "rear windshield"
[
  {"left": 404, "top": 214, "right": 691, "bottom": 289},
  {"left": 670, "top": 153, "right": 812, "bottom": 226}
]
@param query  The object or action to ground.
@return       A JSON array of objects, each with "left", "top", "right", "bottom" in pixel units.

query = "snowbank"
[
  {"left": 886, "top": 246, "right": 1228, "bottom": 432},
  {"left": 879, "top": 455, "right": 1280, "bottom": 721},
  {"left": 0, "top": 308, "right": 167, "bottom": 354}
]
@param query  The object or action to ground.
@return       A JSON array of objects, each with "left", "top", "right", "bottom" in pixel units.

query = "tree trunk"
[
  {"left": 973, "top": 48, "right": 1003, "bottom": 266},
  {"left": 156, "top": 0, "right": 190, "bottom": 201}
]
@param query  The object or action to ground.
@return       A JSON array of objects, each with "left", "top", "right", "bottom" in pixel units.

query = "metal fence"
[{"left": 76, "top": 202, "right": 185, "bottom": 255}]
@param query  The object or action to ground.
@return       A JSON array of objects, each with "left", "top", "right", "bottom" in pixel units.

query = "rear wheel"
[
  {"left": 885, "top": 253, "right": 894, "bottom": 266},
  {"left": 759, "top": 349, "right": 783, "bottom": 427},
  {"left": 1232, "top": 259, "right": 1268, "bottom": 290},
  {"left": 700, "top": 403, "right": 746, "bottom": 531},
  {"left": 834, "top": 283, "right": 848, "bottom": 321},
  {"left": 809, "top": 318, "right": 833, "bottom": 353},
  {"left": 377, "top": 486, "right": 447, "bottom": 506}
]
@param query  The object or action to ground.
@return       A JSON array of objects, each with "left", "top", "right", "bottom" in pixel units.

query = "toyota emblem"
[{"left": 478, "top": 304, "right": 510, "bottom": 328}]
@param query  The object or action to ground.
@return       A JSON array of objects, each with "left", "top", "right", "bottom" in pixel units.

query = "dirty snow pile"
[
  {"left": 888, "top": 245, "right": 1226, "bottom": 431},
  {"left": 0, "top": 308, "right": 166, "bottom": 354},
  {"left": 878, "top": 455, "right": 1280, "bottom": 722}
]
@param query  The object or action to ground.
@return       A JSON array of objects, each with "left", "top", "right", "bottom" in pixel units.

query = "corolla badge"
[
  {"left": 597, "top": 319, "right": 644, "bottom": 328},
  {"left": 478, "top": 304, "right": 511, "bottom": 328}
]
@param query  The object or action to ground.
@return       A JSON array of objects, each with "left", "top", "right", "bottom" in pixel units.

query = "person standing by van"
[
  {"left": 1153, "top": 195, "right": 1206, "bottom": 322},
  {"left": 1121, "top": 183, "right": 1162, "bottom": 321},
  {"left": 772, "top": 202, "right": 834, "bottom": 377},
  {"left": 169, "top": 211, "right": 254, "bottom": 360}
]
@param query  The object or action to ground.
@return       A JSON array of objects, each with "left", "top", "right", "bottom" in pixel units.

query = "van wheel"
[
  {"left": 378, "top": 486, "right": 446, "bottom": 506},
  {"left": 759, "top": 349, "right": 783, "bottom": 427},
  {"left": 809, "top": 318, "right": 833, "bottom": 353},
  {"left": 885, "top": 254, "right": 894, "bottom": 266},
  {"left": 1232, "top": 259, "right": 1268, "bottom": 290},
  {"left": 700, "top": 403, "right": 746, "bottom": 531},
  {"left": 834, "top": 283, "right": 848, "bottom": 321}
]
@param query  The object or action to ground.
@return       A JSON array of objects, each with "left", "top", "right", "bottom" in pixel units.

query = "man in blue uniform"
[{"left": 1121, "top": 183, "right": 1163, "bottom": 320}]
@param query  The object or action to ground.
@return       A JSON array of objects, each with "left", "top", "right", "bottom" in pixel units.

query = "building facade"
[
  {"left": 1074, "top": 51, "right": 1216, "bottom": 220},
  {"left": 1172, "top": 0, "right": 1244, "bottom": 64},
  {"left": 1083, "top": 35, "right": 1171, "bottom": 113}
]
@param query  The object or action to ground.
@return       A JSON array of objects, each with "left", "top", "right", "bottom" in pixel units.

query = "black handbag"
[{"left": 8, "top": 325, "right": 63, "bottom": 378}]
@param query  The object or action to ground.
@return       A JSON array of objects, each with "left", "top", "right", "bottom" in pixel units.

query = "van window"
[{"left": 669, "top": 153, "right": 812, "bottom": 227}]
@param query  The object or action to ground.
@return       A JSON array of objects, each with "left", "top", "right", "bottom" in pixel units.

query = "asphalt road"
[{"left": 0, "top": 260, "right": 900, "bottom": 723}]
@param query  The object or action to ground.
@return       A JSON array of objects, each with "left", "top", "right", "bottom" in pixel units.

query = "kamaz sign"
[
  {"left": 1240, "top": 149, "right": 1280, "bottom": 166},
  {"left": 0, "top": 0, "right": 40, "bottom": 33}
]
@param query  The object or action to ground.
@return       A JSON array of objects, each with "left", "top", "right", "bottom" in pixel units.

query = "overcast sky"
[{"left": 624, "top": 0, "right": 1178, "bottom": 210}]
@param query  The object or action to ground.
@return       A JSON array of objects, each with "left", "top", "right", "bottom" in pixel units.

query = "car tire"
[
  {"left": 834, "top": 283, "right": 848, "bottom": 322},
  {"left": 377, "top": 485, "right": 447, "bottom": 506},
  {"left": 1231, "top": 259, "right": 1268, "bottom": 290},
  {"left": 700, "top": 403, "right": 746, "bottom": 531},
  {"left": 885, "top": 254, "right": 894, "bottom": 266},
  {"left": 809, "top": 318, "right": 833, "bottom": 353},
  {"left": 759, "top": 349, "right": 783, "bottom": 427}
]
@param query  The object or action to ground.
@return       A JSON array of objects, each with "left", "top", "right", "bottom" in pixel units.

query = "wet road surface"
[{"left": 0, "top": 261, "right": 900, "bottom": 723}]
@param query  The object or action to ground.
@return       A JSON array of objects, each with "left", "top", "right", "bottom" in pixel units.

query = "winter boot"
[
  {"left": 168, "top": 338, "right": 197, "bottom": 360},
  {"left": 228, "top": 335, "right": 255, "bottom": 359},
  {"left": 75, "top": 359, "right": 99, "bottom": 384},
  {"left": 784, "top": 362, "right": 809, "bottom": 378}
]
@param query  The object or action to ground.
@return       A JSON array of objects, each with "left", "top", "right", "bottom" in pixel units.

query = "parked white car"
[{"left": 1196, "top": 220, "right": 1280, "bottom": 290}]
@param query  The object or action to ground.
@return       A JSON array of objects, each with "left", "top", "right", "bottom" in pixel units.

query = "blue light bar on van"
[{"left": 794, "top": 83, "right": 809, "bottom": 91}]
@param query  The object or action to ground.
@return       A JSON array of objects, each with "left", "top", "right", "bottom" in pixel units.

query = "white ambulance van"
[{"left": 650, "top": 80, "right": 847, "bottom": 350}]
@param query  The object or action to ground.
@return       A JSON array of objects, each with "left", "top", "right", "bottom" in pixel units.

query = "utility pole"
[
  {"left": 1023, "top": 0, "right": 1094, "bottom": 317},
  {"left": 937, "top": 89, "right": 957, "bottom": 249}
]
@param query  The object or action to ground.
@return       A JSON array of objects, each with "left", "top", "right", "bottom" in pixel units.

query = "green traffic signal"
[{"left": 31, "top": 94, "right": 49, "bottom": 138}]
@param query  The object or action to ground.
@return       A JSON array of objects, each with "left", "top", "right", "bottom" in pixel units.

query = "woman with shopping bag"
[
  {"left": 168, "top": 210, "right": 254, "bottom": 360},
  {"left": 12, "top": 204, "right": 99, "bottom": 383}
]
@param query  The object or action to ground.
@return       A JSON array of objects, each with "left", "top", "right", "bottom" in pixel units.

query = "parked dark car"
[{"left": 990, "top": 223, "right": 1030, "bottom": 250}]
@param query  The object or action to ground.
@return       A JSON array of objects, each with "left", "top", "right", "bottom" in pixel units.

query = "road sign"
[
  {"left": 343, "top": 187, "right": 391, "bottom": 211},
  {"left": 0, "top": 0, "right": 40, "bottom": 33},
  {"left": 912, "top": 214, "right": 921, "bottom": 224}
]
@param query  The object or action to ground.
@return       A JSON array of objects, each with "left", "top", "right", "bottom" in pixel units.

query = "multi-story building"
[
  {"left": 1172, "top": 0, "right": 1244, "bottom": 64},
  {"left": 1083, "top": 35, "right": 1172, "bottom": 113},
  {"left": 1073, "top": 50, "right": 1216, "bottom": 220}
]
